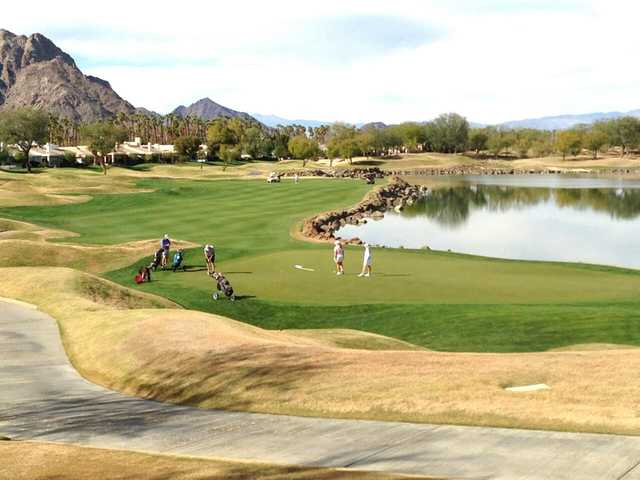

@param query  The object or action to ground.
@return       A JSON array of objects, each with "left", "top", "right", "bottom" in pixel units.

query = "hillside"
[
  {"left": 500, "top": 110, "right": 640, "bottom": 130},
  {"left": 172, "top": 97, "right": 257, "bottom": 122},
  {"left": 0, "top": 29, "right": 135, "bottom": 122},
  {"left": 252, "top": 113, "right": 332, "bottom": 128}
]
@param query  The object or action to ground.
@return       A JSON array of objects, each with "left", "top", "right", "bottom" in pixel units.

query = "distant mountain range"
[
  {"left": 252, "top": 112, "right": 640, "bottom": 131},
  {"left": 498, "top": 110, "right": 640, "bottom": 130},
  {"left": 251, "top": 113, "right": 336, "bottom": 128},
  {"left": 3, "top": 29, "right": 640, "bottom": 132}
]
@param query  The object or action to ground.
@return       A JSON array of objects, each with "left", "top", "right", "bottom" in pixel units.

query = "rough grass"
[
  {"left": 0, "top": 441, "right": 422, "bottom": 480},
  {"left": 3, "top": 266, "right": 640, "bottom": 435},
  {"left": 286, "top": 329, "right": 427, "bottom": 351},
  {"left": 344, "top": 151, "right": 640, "bottom": 172},
  {"left": 0, "top": 218, "right": 196, "bottom": 273}
]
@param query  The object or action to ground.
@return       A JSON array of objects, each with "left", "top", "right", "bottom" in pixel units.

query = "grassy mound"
[{"left": 0, "top": 218, "right": 196, "bottom": 274}]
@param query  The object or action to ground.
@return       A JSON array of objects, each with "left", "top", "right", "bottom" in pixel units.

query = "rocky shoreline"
[
  {"left": 301, "top": 177, "right": 425, "bottom": 243},
  {"left": 284, "top": 166, "right": 640, "bottom": 178}
]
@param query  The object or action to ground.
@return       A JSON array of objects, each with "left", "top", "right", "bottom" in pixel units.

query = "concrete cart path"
[{"left": 1, "top": 300, "right": 640, "bottom": 480}]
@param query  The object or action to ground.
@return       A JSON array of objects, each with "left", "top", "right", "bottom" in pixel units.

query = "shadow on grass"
[
  {"left": 0, "top": 167, "right": 45, "bottom": 174},
  {"left": 2, "top": 348, "right": 331, "bottom": 441},
  {"left": 115, "top": 164, "right": 154, "bottom": 172},
  {"left": 354, "top": 160, "right": 385, "bottom": 166},
  {"left": 116, "top": 345, "right": 332, "bottom": 409}
]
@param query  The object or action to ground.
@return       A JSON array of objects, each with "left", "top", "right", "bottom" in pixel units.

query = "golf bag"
[
  {"left": 211, "top": 272, "right": 235, "bottom": 301},
  {"left": 172, "top": 250, "right": 186, "bottom": 272},
  {"left": 149, "top": 248, "right": 164, "bottom": 271}
]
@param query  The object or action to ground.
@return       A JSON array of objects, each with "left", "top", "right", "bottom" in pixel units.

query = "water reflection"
[
  {"left": 405, "top": 186, "right": 640, "bottom": 228},
  {"left": 337, "top": 178, "right": 640, "bottom": 269}
]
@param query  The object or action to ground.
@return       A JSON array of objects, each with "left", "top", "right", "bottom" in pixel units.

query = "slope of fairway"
[
  {"left": 3, "top": 173, "right": 640, "bottom": 352},
  {"left": 3, "top": 266, "right": 640, "bottom": 434},
  {"left": 0, "top": 177, "right": 372, "bottom": 250}
]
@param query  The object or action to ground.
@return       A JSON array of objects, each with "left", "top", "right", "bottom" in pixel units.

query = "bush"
[
  {"left": 61, "top": 152, "right": 78, "bottom": 167},
  {"left": 13, "top": 152, "right": 26, "bottom": 167},
  {"left": 174, "top": 135, "right": 202, "bottom": 161},
  {"left": 0, "top": 149, "right": 10, "bottom": 165}
]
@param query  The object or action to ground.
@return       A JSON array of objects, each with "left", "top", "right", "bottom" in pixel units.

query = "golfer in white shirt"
[
  {"left": 333, "top": 240, "right": 345, "bottom": 275},
  {"left": 358, "top": 243, "right": 372, "bottom": 277}
]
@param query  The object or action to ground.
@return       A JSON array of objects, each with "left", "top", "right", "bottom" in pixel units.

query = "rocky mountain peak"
[
  {"left": 0, "top": 29, "right": 135, "bottom": 122},
  {"left": 172, "top": 97, "right": 256, "bottom": 122}
]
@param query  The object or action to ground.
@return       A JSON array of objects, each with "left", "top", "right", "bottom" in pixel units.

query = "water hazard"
[{"left": 336, "top": 176, "right": 640, "bottom": 269}]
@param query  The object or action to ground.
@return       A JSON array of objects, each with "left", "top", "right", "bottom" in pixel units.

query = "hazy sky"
[{"left": 5, "top": 0, "right": 639, "bottom": 123}]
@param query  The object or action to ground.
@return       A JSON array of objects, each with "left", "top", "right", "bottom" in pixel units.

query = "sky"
[{"left": 4, "top": 0, "right": 640, "bottom": 124}]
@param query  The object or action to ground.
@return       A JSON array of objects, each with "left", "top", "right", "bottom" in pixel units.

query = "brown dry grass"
[
  {"left": 0, "top": 169, "right": 148, "bottom": 207},
  {"left": 0, "top": 440, "right": 423, "bottom": 480},
  {"left": 2, "top": 266, "right": 640, "bottom": 435},
  {"left": 344, "top": 152, "right": 640, "bottom": 173},
  {"left": 0, "top": 219, "right": 196, "bottom": 273},
  {"left": 286, "top": 329, "right": 427, "bottom": 351}
]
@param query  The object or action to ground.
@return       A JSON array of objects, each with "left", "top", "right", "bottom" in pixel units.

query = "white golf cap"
[{"left": 164, "top": 234, "right": 169, "bottom": 238}]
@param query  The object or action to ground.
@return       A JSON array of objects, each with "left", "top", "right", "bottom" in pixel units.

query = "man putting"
[
  {"left": 358, "top": 242, "right": 372, "bottom": 277},
  {"left": 333, "top": 240, "right": 344, "bottom": 275},
  {"left": 204, "top": 244, "right": 216, "bottom": 274}
]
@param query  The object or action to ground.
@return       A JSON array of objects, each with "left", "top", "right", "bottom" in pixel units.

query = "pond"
[{"left": 336, "top": 176, "right": 640, "bottom": 269}]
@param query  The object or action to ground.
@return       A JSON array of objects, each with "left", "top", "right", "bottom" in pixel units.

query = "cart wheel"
[
  {"left": 230, "top": 294, "right": 236, "bottom": 302},
  {"left": 212, "top": 292, "right": 219, "bottom": 300}
]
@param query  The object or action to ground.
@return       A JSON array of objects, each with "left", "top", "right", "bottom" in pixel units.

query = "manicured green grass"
[{"left": 4, "top": 176, "right": 640, "bottom": 352}]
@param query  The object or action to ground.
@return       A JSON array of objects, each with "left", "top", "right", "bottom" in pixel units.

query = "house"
[
  {"left": 29, "top": 144, "right": 67, "bottom": 166},
  {"left": 30, "top": 144, "right": 94, "bottom": 166}
]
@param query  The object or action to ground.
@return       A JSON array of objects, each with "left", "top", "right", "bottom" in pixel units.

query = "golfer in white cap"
[
  {"left": 160, "top": 234, "right": 171, "bottom": 268},
  {"left": 333, "top": 240, "right": 345, "bottom": 275},
  {"left": 358, "top": 243, "right": 372, "bottom": 277}
]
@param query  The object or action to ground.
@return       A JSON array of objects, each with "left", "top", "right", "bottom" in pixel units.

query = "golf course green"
[{"left": 3, "top": 175, "right": 640, "bottom": 353}]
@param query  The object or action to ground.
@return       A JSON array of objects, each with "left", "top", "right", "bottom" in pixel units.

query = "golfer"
[
  {"left": 160, "top": 234, "right": 171, "bottom": 268},
  {"left": 358, "top": 242, "right": 372, "bottom": 277},
  {"left": 204, "top": 244, "right": 216, "bottom": 275},
  {"left": 333, "top": 240, "right": 345, "bottom": 275}
]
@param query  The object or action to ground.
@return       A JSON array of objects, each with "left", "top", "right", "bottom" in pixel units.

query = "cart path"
[{"left": 2, "top": 300, "right": 640, "bottom": 480}]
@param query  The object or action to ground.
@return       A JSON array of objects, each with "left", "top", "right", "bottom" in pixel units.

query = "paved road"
[{"left": 2, "top": 299, "right": 640, "bottom": 479}]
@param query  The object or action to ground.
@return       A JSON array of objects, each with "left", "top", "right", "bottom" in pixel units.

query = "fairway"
[{"left": 3, "top": 171, "right": 640, "bottom": 352}]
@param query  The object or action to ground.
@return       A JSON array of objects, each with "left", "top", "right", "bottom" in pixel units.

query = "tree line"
[{"left": 2, "top": 108, "right": 640, "bottom": 174}]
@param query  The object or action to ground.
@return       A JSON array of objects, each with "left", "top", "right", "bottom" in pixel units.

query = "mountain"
[
  {"left": 0, "top": 29, "right": 135, "bottom": 122},
  {"left": 135, "top": 106, "right": 162, "bottom": 118},
  {"left": 172, "top": 98, "right": 256, "bottom": 122},
  {"left": 252, "top": 113, "right": 334, "bottom": 128},
  {"left": 360, "top": 122, "right": 388, "bottom": 130},
  {"left": 499, "top": 110, "right": 640, "bottom": 130}
]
